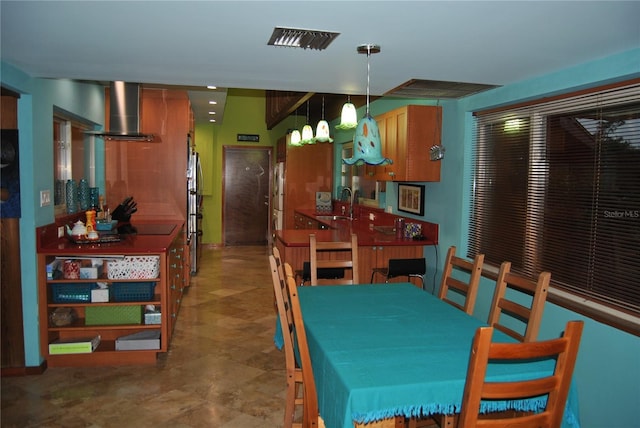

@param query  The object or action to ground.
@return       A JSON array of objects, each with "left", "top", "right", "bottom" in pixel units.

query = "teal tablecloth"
[{"left": 283, "top": 283, "right": 580, "bottom": 428}]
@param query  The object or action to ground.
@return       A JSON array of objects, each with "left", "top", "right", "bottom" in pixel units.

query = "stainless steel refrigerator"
[{"left": 187, "top": 143, "right": 203, "bottom": 274}]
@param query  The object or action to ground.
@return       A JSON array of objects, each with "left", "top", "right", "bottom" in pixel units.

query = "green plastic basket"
[{"left": 85, "top": 305, "right": 142, "bottom": 325}]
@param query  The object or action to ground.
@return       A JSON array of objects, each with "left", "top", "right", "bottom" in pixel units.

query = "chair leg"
[{"left": 408, "top": 274, "right": 426, "bottom": 291}]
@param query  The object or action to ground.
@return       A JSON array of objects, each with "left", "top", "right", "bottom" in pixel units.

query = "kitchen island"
[
  {"left": 275, "top": 207, "right": 438, "bottom": 285},
  {"left": 36, "top": 220, "right": 188, "bottom": 367}
]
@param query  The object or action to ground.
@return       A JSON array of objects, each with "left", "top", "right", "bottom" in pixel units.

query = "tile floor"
[{"left": 1, "top": 246, "right": 287, "bottom": 428}]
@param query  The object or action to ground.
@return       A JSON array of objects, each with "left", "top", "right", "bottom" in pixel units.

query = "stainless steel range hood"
[{"left": 87, "top": 82, "right": 154, "bottom": 141}]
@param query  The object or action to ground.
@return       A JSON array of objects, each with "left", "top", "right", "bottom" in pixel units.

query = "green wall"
[{"left": 194, "top": 88, "right": 294, "bottom": 245}]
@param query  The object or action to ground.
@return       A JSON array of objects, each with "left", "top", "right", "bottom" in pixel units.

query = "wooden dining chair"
[
  {"left": 284, "top": 262, "right": 320, "bottom": 428},
  {"left": 488, "top": 261, "right": 550, "bottom": 342},
  {"left": 269, "top": 254, "right": 304, "bottom": 428},
  {"left": 437, "top": 246, "right": 485, "bottom": 315},
  {"left": 309, "top": 233, "right": 359, "bottom": 285},
  {"left": 457, "top": 320, "right": 584, "bottom": 428}
]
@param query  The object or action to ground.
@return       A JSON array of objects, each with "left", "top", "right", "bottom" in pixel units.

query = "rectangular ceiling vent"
[
  {"left": 385, "top": 79, "right": 500, "bottom": 99},
  {"left": 268, "top": 27, "right": 339, "bottom": 50}
]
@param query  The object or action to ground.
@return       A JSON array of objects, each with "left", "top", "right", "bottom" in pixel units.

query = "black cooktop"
[{"left": 134, "top": 224, "right": 176, "bottom": 235}]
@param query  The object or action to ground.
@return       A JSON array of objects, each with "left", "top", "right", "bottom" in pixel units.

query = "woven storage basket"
[{"left": 107, "top": 256, "right": 160, "bottom": 280}]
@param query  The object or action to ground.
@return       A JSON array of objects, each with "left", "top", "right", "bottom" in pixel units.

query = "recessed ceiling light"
[
  {"left": 207, "top": 85, "right": 217, "bottom": 90},
  {"left": 208, "top": 111, "right": 216, "bottom": 115},
  {"left": 209, "top": 100, "right": 217, "bottom": 105},
  {"left": 267, "top": 27, "right": 339, "bottom": 50},
  {"left": 209, "top": 119, "right": 216, "bottom": 123}
]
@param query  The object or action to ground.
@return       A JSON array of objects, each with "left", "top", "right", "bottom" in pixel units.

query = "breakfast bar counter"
[{"left": 275, "top": 208, "right": 438, "bottom": 285}]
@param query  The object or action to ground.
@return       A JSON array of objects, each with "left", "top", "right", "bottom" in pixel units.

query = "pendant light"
[
  {"left": 314, "top": 96, "right": 333, "bottom": 143},
  {"left": 290, "top": 108, "right": 302, "bottom": 146},
  {"left": 335, "top": 95, "right": 357, "bottom": 130},
  {"left": 290, "top": 129, "right": 302, "bottom": 146},
  {"left": 301, "top": 100, "right": 314, "bottom": 144},
  {"left": 343, "top": 44, "right": 392, "bottom": 166}
]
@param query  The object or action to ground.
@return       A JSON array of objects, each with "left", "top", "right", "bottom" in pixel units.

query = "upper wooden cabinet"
[{"left": 374, "top": 105, "right": 442, "bottom": 182}]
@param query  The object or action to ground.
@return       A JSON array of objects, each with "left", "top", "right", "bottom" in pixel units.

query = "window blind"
[{"left": 470, "top": 82, "right": 640, "bottom": 325}]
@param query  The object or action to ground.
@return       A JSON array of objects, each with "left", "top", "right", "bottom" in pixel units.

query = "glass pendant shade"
[
  {"left": 343, "top": 114, "right": 392, "bottom": 165},
  {"left": 314, "top": 119, "right": 333, "bottom": 142},
  {"left": 301, "top": 124, "right": 315, "bottom": 144},
  {"left": 336, "top": 102, "right": 358, "bottom": 130},
  {"left": 343, "top": 43, "right": 392, "bottom": 166},
  {"left": 290, "top": 129, "right": 302, "bottom": 146}
]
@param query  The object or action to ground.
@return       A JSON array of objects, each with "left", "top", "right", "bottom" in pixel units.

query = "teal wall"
[
  {"left": 331, "top": 48, "right": 640, "bottom": 427},
  {"left": 1, "top": 61, "right": 106, "bottom": 367},
  {"left": 453, "top": 48, "right": 640, "bottom": 428}
]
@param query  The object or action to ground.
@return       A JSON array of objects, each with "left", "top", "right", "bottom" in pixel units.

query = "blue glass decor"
[
  {"left": 65, "top": 179, "right": 77, "bottom": 213},
  {"left": 78, "top": 179, "right": 90, "bottom": 211}
]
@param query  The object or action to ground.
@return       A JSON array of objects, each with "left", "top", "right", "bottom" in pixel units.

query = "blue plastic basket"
[
  {"left": 51, "top": 282, "right": 94, "bottom": 303},
  {"left": 111, "top": 282, "right": 156, "bottom": 302}
]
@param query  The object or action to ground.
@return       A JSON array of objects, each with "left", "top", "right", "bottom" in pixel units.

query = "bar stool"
[
  {"left": 296, "top": 262, "right": 345, "bottom": 286},
  {"left": 370, "top": 258, "right": 427, "bottom": 290}
]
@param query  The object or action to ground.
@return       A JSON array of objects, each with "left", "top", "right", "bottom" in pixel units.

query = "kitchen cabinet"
[
  {"left": 283, "top": 143, "right": 333, "bottom": 229},
  {"left": 36, "top": 222, "right": 187, "bottom": 367},
  {"left": 167, "top": 230, "right": 188, "bottom": 334},
  {"left": 294, "top": 212, "right": 329, "bottom": 230},
  {"left": 374, "top": 105, "right": 442, "bottom": 182},
  {"left": 358, "top": 245, "right": 424, "bottom": 285},
  {"left": 105, "top": 88, "right": 192, "bottom": 221}
]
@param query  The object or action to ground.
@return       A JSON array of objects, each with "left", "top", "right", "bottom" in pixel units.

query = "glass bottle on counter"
[{"left": 395, "top": 217, "right": 405, "bottom": 239}]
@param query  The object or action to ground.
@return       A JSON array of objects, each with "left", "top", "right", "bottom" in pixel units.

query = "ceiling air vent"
[
  {"left": 267, "top": 27, "right": 339, "bottom": 50},
  {"left": 385, "top": 79, "right": 500, "bottom": 99}
]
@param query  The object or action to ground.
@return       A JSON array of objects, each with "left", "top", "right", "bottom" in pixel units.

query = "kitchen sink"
[
  {"left": 373, "top": 225, "right": 396, "bottom": 235},
  {"left": 316, "top": 215, "right": 351, "bottom": 221}
]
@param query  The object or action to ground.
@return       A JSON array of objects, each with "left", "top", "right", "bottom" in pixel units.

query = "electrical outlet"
[
  {"left": 58, "top": 226, "right": 65, "bottom": 238},
  {"left": 40, "top": 190, "right": 51, "bottom": 207}
]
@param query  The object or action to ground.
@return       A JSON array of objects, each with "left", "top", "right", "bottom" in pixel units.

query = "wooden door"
[
  {"left": 223, "top": 147, "right": 272, "bottom": 245},
  {"left": 1, "top": 91, "right": 25, "bottom": 371}
]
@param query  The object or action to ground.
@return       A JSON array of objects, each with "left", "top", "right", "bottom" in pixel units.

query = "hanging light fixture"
[
  {"left": 343, "top": 44, "right": 392, "bottom": 166},
  {"left": 290, "top": 129, "right": 302, "bottom": 146},
  {"left": 290, "top": 108, "right": 302, "bottom": 146},
  {"left": 315, "top": 96, "right": 333, "bottom": 143},
  {"left": 335, "top": 95, "right": 358, "bottom": 130},
  {"left": 301, "top": 100, "right": 315, "bottom": 144}
]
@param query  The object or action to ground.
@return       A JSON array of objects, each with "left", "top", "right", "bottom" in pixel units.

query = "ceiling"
[{"left": 2, "top": 1, "right": 638, "bottom": 126}]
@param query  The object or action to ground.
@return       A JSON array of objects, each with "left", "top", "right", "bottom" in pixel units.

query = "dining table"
[{"left": 279, "top": 282, "right": 581, "bottom": 428}]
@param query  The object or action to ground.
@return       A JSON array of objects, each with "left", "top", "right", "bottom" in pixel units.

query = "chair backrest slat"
[
  {"left": 438, "top": 246, "right": 485, "bottom": 315},
  {"left": 284, "top": 263, "right": 319, "bottom": 427},
  {"left": 458, "top": 320, "right": 584, "bottom": 428},
  {"left": 488, "top": 261, "right": 550, "bottom": 342},
  {"left": 309, "top": 233, "right": 359, "bottom": 285}
]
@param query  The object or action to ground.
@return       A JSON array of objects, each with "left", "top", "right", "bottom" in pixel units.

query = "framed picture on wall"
[{"left": 397, "top": 183, "right": 425, "bottom": 216}]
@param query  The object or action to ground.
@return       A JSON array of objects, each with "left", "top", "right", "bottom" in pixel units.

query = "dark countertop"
[
  {"left": 37, "top": 220, "right": 183, "bottom": 255},
  {"left": 276, "top": 209, "right": 438, "bottom": 247}
]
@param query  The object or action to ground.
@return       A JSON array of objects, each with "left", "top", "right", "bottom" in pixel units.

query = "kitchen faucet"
[{"left": 341, "top": 187, "right": 354, "bottom": 220}]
